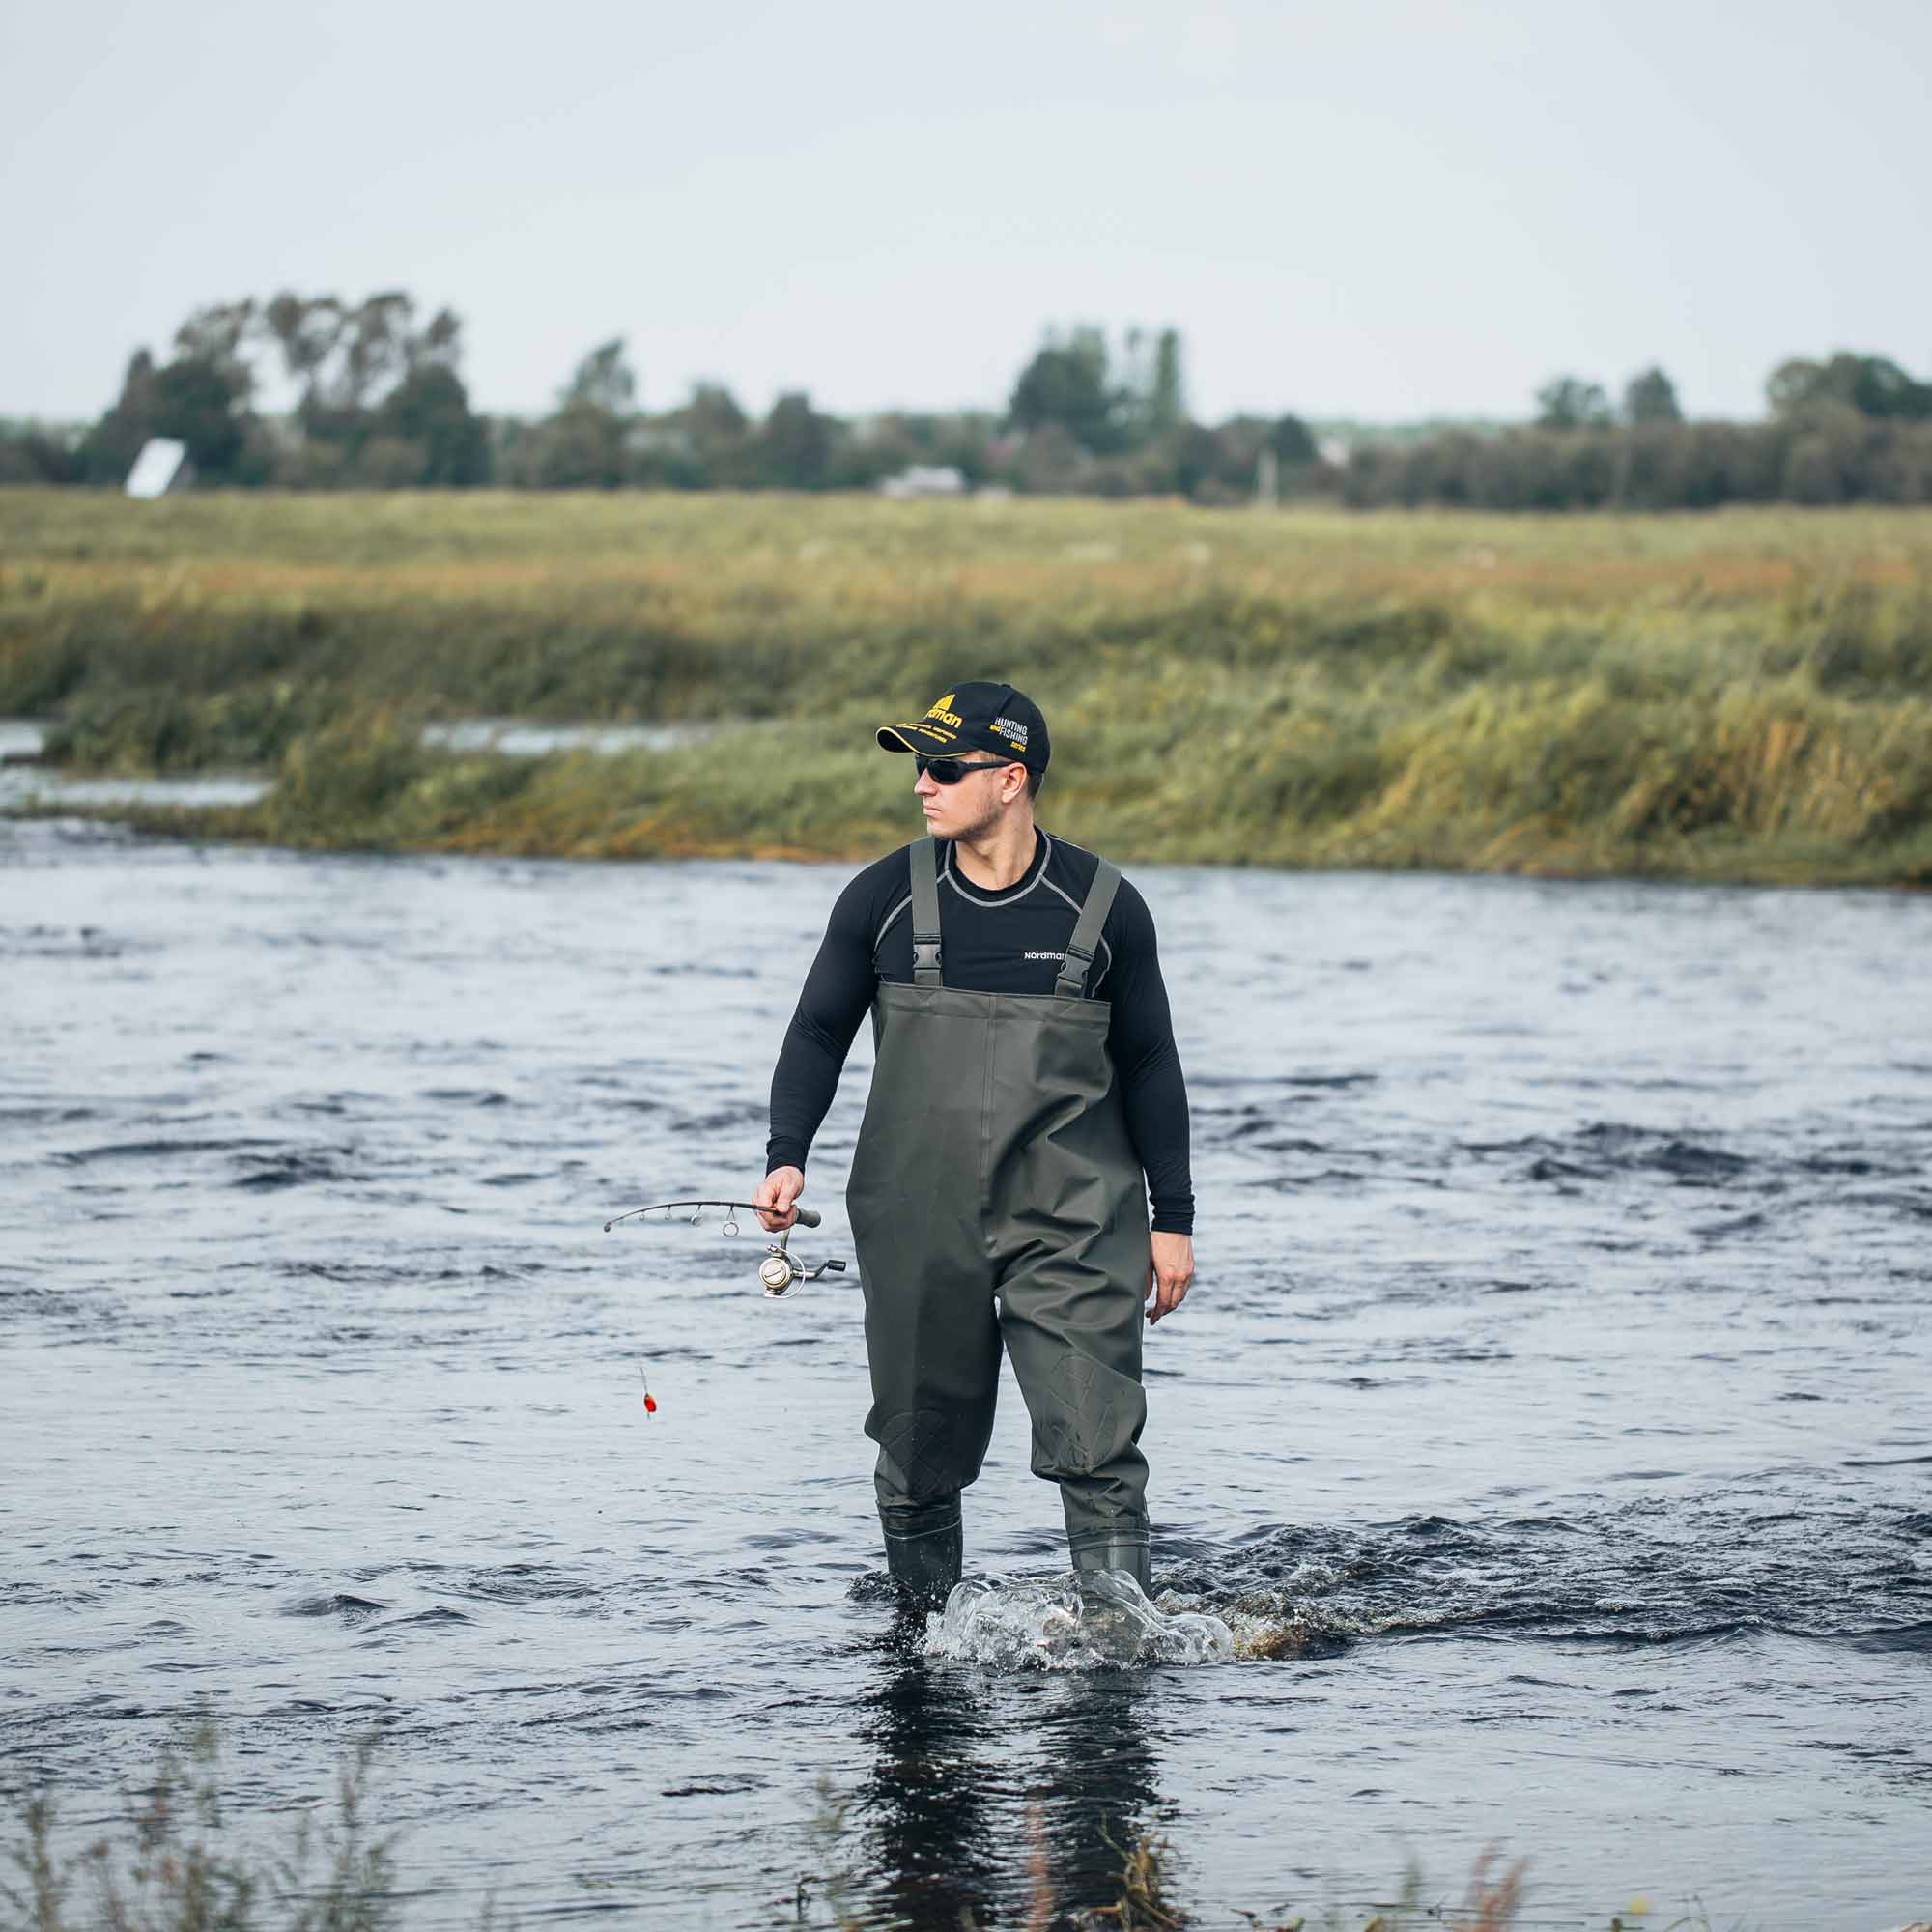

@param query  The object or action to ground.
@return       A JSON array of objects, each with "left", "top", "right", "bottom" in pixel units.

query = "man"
[{"left": 753, "top": 681, "right": 1195, "bottom": 1606}]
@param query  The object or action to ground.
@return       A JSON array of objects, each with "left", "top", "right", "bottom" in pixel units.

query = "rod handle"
[{"left": 790, "top": 1206, "right": 821, "bottom": 1229}]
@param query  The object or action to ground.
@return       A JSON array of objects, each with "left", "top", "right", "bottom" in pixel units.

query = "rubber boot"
[
  {"left": 879, "top": 1495, "right": 963, "bottom": 1610},
  {"left": 1071, "top": 1536, "right": 1152, "bottom": 1598}
]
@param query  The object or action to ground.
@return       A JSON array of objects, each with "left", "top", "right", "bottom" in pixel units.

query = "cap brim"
[{"left": 877, "top": 723, "right": 958, "bottom": 753}]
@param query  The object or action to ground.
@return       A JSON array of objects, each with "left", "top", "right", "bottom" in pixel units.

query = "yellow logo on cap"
[{"left": 925, "top": 694, "right": 964, "bottom": 728}]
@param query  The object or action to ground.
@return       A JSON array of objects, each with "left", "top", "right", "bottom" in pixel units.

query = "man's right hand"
[{"left": 753, "top": 1166, "right": 805, "bottom": 1233}]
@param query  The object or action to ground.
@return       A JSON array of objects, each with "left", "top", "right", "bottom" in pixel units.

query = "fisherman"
[{"left": 753, "top": 682, "right": 1195, "bottom": 1607}]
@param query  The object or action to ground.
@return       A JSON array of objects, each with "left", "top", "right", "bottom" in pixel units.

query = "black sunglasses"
[{"left": 914, "top": 753, "right": 1021, "bottom": 785}]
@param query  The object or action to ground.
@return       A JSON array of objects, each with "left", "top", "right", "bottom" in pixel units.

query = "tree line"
[
  {"left": 3, "top": 290, "right": 1929, "bottom": 510},
  {"left": 1342, "top": 355, "right": 1932, "bottom": 509}
]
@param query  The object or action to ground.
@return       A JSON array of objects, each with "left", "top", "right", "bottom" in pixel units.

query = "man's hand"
[
  {"left": 753, "top": 1166, "right": 805, "bottom": 1233},
  {"left": 1146, "top": 1232, "right": 1194, "bottom": 1325}
]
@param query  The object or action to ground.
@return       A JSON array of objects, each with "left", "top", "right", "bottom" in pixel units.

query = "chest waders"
[{"left": 845, "top": 837, "right": 1154, "bottom": 1605}]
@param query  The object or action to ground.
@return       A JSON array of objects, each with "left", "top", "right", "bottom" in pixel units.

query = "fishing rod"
[{"left": 602, "top": 1197, "right": 847, "bottom": 1297}]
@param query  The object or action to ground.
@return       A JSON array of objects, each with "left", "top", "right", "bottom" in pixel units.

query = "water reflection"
[
  {"left": 1032, "top": 1671, "right": 1163, "bottom": 1915},
  {"left": 855, "top": 1628, "right": 1004, "bottom": 1928},
  {"left": 419, "top": 718, "right": 721, "bottom": 756},
  {"left": 853, "top": 1625, "right": 1165, "bottom": 1927}
]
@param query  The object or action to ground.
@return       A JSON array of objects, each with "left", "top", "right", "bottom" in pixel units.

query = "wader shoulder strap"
[
  {"left": 910, "top": 837, "right": 944, "bottom": 986},
  {"left": 1054, "top": 858, "right": 1122, "bottom": 998}
]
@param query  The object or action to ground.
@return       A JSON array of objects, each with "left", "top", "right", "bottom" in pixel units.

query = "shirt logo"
[{"left": 1023, "top": 950, "right": 1066, "bottom": 962}]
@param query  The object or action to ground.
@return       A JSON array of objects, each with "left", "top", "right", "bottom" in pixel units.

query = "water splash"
[{"left": 922, "top": 1571, "right": 1236, "bottom": 1671}]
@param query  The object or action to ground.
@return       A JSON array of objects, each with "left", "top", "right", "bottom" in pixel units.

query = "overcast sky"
[{"left": 4, "top": 0, "right": 1927, "bottom": 425}]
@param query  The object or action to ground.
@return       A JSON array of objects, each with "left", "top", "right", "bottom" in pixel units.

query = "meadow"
[{"left": 2, "top": 488, "right": 1929, "bottom": 883}]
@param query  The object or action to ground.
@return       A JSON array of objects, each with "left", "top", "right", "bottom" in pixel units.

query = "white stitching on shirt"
[
  {"left": 941, "top": 830, "right": 1053, "bottom": 906},
  {"left": 884, "top": 835, "right": 1114, "bottom": 990},
  {"left": 1040, "top": 867, "right": 1114, "bottom": 993},
  {"left": 874, "top": 894, "right": 913, "bottom": 958}
]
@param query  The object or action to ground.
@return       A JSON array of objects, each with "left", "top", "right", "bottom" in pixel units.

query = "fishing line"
[{"left": 605, "top": 1196, "right": 849, "bottom": 1417}]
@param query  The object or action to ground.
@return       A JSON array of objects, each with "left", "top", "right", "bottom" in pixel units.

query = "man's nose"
[{"left": 913, "top": 770, "right": 938, "bottom": 795}]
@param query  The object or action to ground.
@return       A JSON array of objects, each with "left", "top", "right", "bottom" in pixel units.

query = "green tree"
[
  {"left": 267, "top": 291, "right": 466, "bottom": 459},
  {"left": 1002, "top": 422, "right": 1090, "bottom": 493},
  {"left": 172, "top": 299, "right": 258, "bottom": 386},
  {"left": 151, "top": 356, "right": 250, "bottom": 474},
  {"left": 1535, "top": 376, "right": 1612, "bottom": 429},
  {"left": 1623, "top": 366, "right": 1682, "bottom": 424},
  {"left": 1269, "top": 413, "right": 1319, "bottom": 464},
  {"left": 1768, "top": 352, "right": 1932, "bottom": 421},
  {"left": 683, "top": 382, "right": 748, "bottom": 446},
  {"left": 756, "top": 391, "right": 835, "bottom": 487},
  {"left": 1149, "top": 328, "right": 1185, "bottom": 435},
  {"left": 1172, "top": 422, "right": 1225, "bottom": 498},
  {"left": 81, "top": 344, "right": 252, "bottom": 481},
  {"left": 524, "top": 405, "right": 626, "bottom": 488},
  {"left": 332, "top": 292, "right": 419, "bottom": 411},
  {"left": 1008, "top": 327, "right": 1119, "bottom": 451},
  {"left": 561, "top": 338, "right": 639, "bottom": 415},
  {"left": 376, "top": 364, "right": 489, "bottom": 485},
  {"left": 79, "top": 350, "right": 161, "bottom": 480},
  {"left": 0, "top": 424, "right": 79, "bottom": 484}
]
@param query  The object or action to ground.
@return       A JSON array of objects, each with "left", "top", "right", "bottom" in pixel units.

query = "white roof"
[{"left": 126, "top": 438, "right": 189, "bottom": 498}]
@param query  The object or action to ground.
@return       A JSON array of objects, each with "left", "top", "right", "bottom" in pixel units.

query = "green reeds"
[
  {"left": 37, "top": 685, "right": 335, "bottom": 774},
  {"left": 4, "top": 1731, "right": 1782, "bottom": 1931},
  {"left": 5, "top": 490, "right": 1930, "bottom": 882},
  {"left": 3, "top": 1722, "right": 396, "bottom": 1932},
  {"left": 99, "top": 676, "right": 1932, "bottom": 884}
]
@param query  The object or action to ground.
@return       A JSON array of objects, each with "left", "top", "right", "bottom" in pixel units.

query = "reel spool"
[
  {"left": 603, "top": 1197, "right": 847, "bottom": 1296},
  {"left": 758, "top": 1212, "right": 847, "bottom": 1296}
]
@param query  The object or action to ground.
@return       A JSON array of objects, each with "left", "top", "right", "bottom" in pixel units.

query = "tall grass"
[
  {"left": 4, "top": 489, "right": 1929, "bottom": 883},
  {"left": 3, "top": 1723, "right": 396, "bottom": 1932},
  {"left": 4, "top": 1732, "right": 1768, "bottom": 1931},
  {"left": 97, "top": 673, "right": 1932, "bottom": 885}
]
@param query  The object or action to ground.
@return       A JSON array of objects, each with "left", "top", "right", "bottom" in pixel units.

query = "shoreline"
[
  {"left": 5, "top": 491, "right": 1928, "bottom": 891},
  {"left": 12, "top": 791, "right": 1930, "bottom": 892}
]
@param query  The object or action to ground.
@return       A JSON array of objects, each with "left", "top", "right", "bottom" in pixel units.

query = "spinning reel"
[{"left": 603, "top": 1198, "right": 848, "bottom": 1297}]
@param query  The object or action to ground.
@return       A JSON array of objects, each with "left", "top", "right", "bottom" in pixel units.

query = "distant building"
[
  {"left": 878, "top": 464, "right": 966, "bottom": 499},
  {"left": 626, "top": 422, "right": 694, "bottom": 458},
  {"left": 125, "top": 438, "right": 192, "bottom": 498}
]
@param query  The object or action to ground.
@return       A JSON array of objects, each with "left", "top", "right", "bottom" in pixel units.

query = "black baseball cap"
[{"left": 876, "top": 681, "right": 1051, "bottom": 774}]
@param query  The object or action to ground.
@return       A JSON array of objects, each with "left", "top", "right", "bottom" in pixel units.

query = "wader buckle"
[
  {"left": 1054, "top": 937, "right": 1096, "bottom": 995},
  {"left": 912, "top": 940, "right": 943, "bottom": 975}
]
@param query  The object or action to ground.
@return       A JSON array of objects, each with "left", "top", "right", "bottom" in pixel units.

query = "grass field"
[{"left": 3, "top": 488, "right": 1929, "bottom": 883}]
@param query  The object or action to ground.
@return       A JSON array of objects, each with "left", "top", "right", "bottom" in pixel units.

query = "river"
[{"left": 3, "top": 813, "right": 1928, "bottom": 1928}]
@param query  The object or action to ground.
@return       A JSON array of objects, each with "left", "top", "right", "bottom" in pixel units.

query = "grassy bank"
[
  {"left": 3, "top": 1728, "right": 1749, "bottom": 1931},
  {"left": 4, "top": 490, "right": 1930, "bottom": 882}
]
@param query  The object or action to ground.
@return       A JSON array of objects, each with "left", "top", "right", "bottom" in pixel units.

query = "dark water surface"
[{"left": 3, "top": 817, "right": 1929, "bottom": 1929}]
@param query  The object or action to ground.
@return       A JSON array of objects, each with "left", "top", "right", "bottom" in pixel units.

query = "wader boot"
[
  {"left": 846, "top": 837, "right": 1153, "bottom": 1600},
  {"left": 878, "top": 1494, "right": 963, "bottom": 1608}
]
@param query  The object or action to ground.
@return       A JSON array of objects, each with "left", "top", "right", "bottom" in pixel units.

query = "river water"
[
  {"left": 3, "top": 815, "right": 1928, "bottom": 1929},
  {"left": 0, "top": 720, "right": 721, "bottom": 819}
]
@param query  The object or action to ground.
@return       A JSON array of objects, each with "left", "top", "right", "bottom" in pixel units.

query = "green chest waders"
[{"left": 845, "top": 837, "right": 1154, "bottom": 1603}]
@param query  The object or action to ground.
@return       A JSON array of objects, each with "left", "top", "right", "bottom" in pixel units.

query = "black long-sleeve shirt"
[{"left": 766, "top": 830, "right": 1195, "bottom": 1235}]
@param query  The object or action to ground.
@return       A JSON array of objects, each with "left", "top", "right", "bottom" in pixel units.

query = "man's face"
[{"left": 914, "top": 755, "right": 1024, "bottom": 839}]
